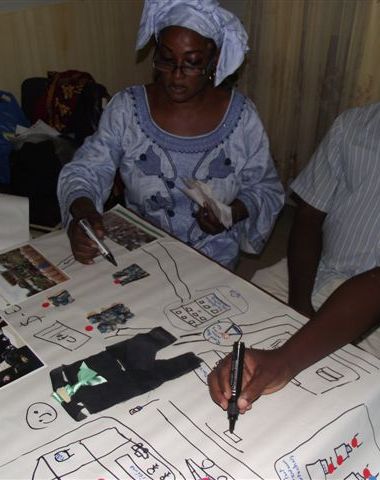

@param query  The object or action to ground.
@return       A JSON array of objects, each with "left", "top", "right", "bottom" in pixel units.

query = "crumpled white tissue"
[{"left": 181, "top": 178, "right": 232, "bottom": 229}]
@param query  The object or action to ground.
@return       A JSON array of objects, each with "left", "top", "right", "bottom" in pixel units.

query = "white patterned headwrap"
[{"left": 136, "top": 0, "right": 249, "bottom": 86}]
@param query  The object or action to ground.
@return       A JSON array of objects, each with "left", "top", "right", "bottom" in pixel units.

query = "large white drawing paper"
[{"left": 0, "top": 204, "right": 379, "bottom": 479}]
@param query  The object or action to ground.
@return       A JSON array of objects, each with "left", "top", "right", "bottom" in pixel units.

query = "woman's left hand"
[
  {"left": 196, "top": 204, "right": 225, "bottom": 234},
  {"left": 196, "top": 199, "right": 249, "bottom": 235}
]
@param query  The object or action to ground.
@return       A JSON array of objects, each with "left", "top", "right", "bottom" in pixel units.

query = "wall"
[
  {"left": 239, "top": 0, "right": 380, "bottom": 184},
  {"left": 1, "top": 0, "right": 379, "bottom": 184},
  {"left": 0, "top": 0, "right": 152, "bottom": 100}
]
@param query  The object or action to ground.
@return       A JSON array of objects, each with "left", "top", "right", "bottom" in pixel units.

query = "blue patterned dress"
[{"left": 58, "top": 86, "right": 284, "bottom": 268}]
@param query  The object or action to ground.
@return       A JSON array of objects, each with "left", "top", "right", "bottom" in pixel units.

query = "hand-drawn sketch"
[
  {"left": 129, "top": 399, "right": 159, "bottom": 415},
  {"left": 274, "top": 404, "right": 380, "bottom": 480},
  {"left": 166, "top": 288, "right": 248, "bottom": 332},
  {"left": 26, "top": 402, "right": 58, "bottom": 430},
  {"left": 247, "top": 316, "right": 380, "bottom": 395},
  {"left": 55, "top": 254, "right": 76, "bottom": 271},
  {"left": 1, "top": 211, "right": 380, "bottom": 480},
  {"left": 0, "top": 408, "right": 263, "bottom": 480},
  {"left": 158, "top": 401, "right": 263, "bottom": 480},
  {"left": 0, "top": 245, "right": 69, "bottom": 308},
  {"left": 0, "top": 416, "right": 184, "bottom": 479},
  {"left": 33, "top": 321, "right": 91, "bottom": 351},
  {"left": 185, "top": 316, "right": 379, "bottom": 395},
  {"left": 19, "top": 314, "right": 44, "bottom": 327},
  {"left": 142, "top": 242, "right": 248, "bottom": 331},
  {"left": 193, "top": 349, "right": 226, "bottom": 385},
  {"left": 176, "top": 320, "right": 243, "bottom": 347}
]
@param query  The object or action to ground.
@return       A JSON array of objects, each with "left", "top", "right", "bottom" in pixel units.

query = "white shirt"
[{"left": 291, "top": 102, "right": 380, "bottom": 294}]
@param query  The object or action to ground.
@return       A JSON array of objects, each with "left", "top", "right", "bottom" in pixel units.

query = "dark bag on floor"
[
  {"left": 10, "top": 71, "right": 110, "bottom": 227},
  {"left": 0, "top": 91, "right": 30, "bottom": 185},
  {"left": 10, "top": 139, "right": 70, "bottom": 227}
]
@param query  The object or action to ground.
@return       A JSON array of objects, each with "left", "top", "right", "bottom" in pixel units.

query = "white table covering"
[{"left": 0, "top": 205, "right": 379, "bottom": 480}]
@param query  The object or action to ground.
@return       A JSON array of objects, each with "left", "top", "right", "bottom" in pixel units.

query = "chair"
[{"left": 9, "top": 72, "right": 110, "bottom": 230}]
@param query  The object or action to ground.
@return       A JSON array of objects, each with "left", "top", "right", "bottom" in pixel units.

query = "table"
[{"left": 0, "top": 204, "right": 379, "bottom": 479}]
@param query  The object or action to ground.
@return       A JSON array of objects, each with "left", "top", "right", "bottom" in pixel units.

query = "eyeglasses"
[{"left": 152, "top": 57, "right": 211, "bottom": 77}]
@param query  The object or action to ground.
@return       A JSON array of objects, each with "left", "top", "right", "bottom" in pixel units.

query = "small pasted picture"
[{"left": 0, "top": 244, "right": 69, "bottom": 308}]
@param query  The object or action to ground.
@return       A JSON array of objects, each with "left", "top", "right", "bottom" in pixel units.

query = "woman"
[{"left": 58, "top": 0, "right": 284, "bottom": 269}]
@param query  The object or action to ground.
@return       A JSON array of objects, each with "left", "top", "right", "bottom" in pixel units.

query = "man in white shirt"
[{"left": 252, "top": 101, "right": 380, "bottom": 357}]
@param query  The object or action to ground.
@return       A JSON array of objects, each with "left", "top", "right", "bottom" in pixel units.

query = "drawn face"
[{"left": 26, "top": 402, "right": 58, "bottom": 429}]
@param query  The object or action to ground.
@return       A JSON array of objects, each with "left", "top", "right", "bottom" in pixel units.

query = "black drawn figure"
[
  {"left": 87, "top": 303, "right": 134, "bottom": 333},
  {"left": 274, "top": 404, "right": 380, "bottom": 480},
  {"left": 50, "top": 327, "right": 201, "bottom": 421},
  {"left": 26, "top": 402, "right": 58, "bottom": 430}
]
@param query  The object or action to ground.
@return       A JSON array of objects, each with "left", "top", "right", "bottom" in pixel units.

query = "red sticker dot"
[
  {"left": 363, "top": 468, "right": 371, "bottom": 479},
  {"left": 351, "top": 437, "right": 358, "bottom": 447},
  {"left": 336, "top": 455, "right": 343, "bottom": 465},
  {"left": 328, "top": 464, "right": 335, "bottom": 474},
  {"left": 42, "top": 302, "right": 50, "bottom": 308},
  {"left": 85, "top": 325, "right": 94, "bottom": 332}
]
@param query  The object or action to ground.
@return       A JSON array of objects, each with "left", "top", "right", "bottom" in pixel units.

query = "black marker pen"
[
  {"left": 79, "top": 218, "right": 118, "bottom": 267},
  {"left": 227, "top": 341, "right": 245, "bottom": 433}
]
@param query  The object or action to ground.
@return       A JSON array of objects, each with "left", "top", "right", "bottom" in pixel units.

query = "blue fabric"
[
  {"left": 136, "top": 0, "right": 249, "bottom": 86},
  {"left": 291, "top": 102, "right": 380, "bottom": 295},
  {"left": 0, "top": 91, "right": 30, "bottom": 184},
  {"left": 58, "top": 86, "right": 284, "bottom": 269}
]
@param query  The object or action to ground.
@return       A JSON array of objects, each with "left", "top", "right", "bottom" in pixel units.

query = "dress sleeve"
[
  {"left": 57, "top": 91, "right": 127, "bottom": 228},
  {"left": 290, "top": 113, "right": 345, "bottom": 213},
  {"left": 235, "top": 99, "right": 285, "bottom": 254}
]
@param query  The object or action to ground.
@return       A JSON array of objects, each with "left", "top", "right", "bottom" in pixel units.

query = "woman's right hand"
[{"left": 68, "top": 198, "right": 106, "bottom": 265}]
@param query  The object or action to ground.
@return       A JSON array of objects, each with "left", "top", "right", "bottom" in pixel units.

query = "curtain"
[{"left": 228, "top": 0, "right": 380, "bottom": 187}]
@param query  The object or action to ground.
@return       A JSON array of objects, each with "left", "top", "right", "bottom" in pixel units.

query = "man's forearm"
[
  {"left": 287, "top": 198, "right": 326, "bottom": 314},
  {"left": 283, "top": 267, "right": 380, "bottom": 376}
]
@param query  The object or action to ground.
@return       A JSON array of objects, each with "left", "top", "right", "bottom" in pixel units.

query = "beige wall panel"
[
  {"left": 0, "top": 0, "right": 153, "bottom": 100},
  {"left": 294, "top": 0, "right": 355, "bottom": 172},
  {"left": 247, "top": 0, "right": 305, "bottom": 183},
  {"left": 341, "top": 0, "right": 380, "bottom": 108},
  {"left": 243, "top": 0, "right": 380, "bottom": 184},
  {"left": 1, "top": 0, "right": 379, "bottom": 185}
]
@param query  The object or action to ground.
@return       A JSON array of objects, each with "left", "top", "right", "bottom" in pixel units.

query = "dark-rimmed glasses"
[{"left": 153, "top": 55, "right": 213, "bottom": 77}]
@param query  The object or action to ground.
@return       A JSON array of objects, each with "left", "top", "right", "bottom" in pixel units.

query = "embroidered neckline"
[{"left": 131, "top": 85, "right": 246, "bottom": 153}]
